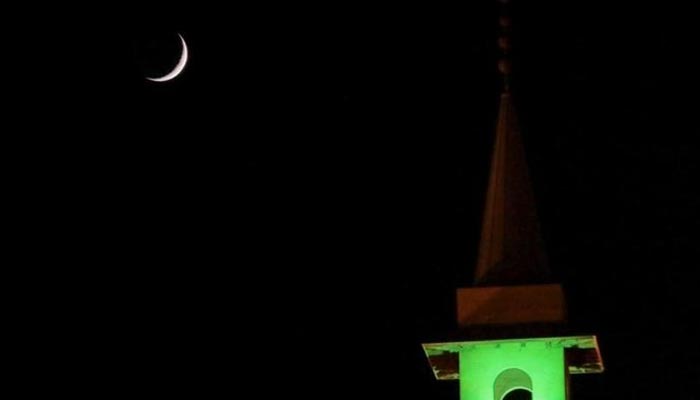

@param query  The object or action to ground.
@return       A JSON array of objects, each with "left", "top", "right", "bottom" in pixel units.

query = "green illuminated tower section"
[{"left": 422, "top": 2, "right": 604, "bottom": 399}]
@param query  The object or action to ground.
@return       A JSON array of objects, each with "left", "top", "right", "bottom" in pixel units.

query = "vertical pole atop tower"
[{"left": 497, "top": 0, "right": 513, "bottom": 93}]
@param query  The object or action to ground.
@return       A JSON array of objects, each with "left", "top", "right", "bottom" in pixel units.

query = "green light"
[
  {"left": 458, "top": 340, "right": 565, "bottom": 400},
  {"left": 424, "top": 336, "right": 602, "bottom": 400}
]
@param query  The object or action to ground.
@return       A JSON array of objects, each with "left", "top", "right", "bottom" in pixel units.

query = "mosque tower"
[{"left": 421, "top": 2, "right": 604, "bottom": 399}]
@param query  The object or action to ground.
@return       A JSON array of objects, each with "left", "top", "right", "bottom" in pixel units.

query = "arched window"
[{"left": 494, "top": 368, "right": 532, "bottom": 400}]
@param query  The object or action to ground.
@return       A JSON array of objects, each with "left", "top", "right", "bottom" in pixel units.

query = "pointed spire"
[
  {"left": 474, "top": 93, "right": 549, "bottom": 285},
  {"left": 472, "top": 0, "right": 548, "bottom": 285}
]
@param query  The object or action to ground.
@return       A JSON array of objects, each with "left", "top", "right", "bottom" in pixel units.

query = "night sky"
[{"left": 15, "top": 1, "right": 699, "bottom": 397}]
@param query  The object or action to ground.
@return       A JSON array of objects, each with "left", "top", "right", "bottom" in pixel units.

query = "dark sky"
[{"left": 14, "top": 1, "right": 699, "bottom": 397}]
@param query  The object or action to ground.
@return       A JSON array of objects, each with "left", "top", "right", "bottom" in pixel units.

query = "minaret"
[{"left": 422, "top": 2, "right": 604, "bottom": 399}]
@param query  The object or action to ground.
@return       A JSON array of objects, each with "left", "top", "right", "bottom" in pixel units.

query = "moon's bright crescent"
[{"left": 146, "top": 34, "right": 188, "bottom": 82}]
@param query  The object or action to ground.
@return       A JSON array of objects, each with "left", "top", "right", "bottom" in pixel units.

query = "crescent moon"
[{"left": 146, "top": 34, "right": 188, "bottom": 82}]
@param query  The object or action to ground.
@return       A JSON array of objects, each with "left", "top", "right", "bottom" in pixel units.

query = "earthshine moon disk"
[{"left": 146, "top": 34, "right": 188, "bottom": 82}]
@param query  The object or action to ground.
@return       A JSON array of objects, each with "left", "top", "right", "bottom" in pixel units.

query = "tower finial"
[{"left": 498, "top": 0, "right": 512, "bottom": 93}]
